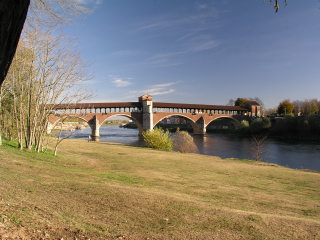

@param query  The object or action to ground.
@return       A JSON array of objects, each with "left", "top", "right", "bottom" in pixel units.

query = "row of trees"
[
  {"left": 0, "top": 26, "right": 89, "bottom": 151},
  {"left": 239, "top": 112, "right": 320, "bottom": 137},
  {"left": 229, "top": 97, "right": 319, "bottom": 117},
  {"left": 0, "top": 0, "right": 91, "bottom": 152},
  {"left": 277, "top": 99, "right": 320, "bottom": 116}
]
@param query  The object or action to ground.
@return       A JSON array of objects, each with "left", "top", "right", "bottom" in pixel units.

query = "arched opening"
[
  {"left": 206, "top": 117, "right": 240, "bottom": 133},
  {"left": 153, "top": 115, "right": 197, "bottom": 133},
  {"left": 50, "top": 115, "right": 90, "bottom": 139},
  {"left": 99, "top": 114, "right": 143, "bottom": 145},
  {"left": 100, "top": 114, "right": 143, "bottom": 132}
]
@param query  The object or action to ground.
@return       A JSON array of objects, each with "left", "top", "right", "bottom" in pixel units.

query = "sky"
[{"left": 65, "top": 0, "right": 320, "bottom": 109}]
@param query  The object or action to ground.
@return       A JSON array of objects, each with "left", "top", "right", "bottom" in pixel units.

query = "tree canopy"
[
  {"left": 235, "top": 98, "right": 249, "bottom": 107},
  {"left": 277, "top": 100, "right": 294, "bottom": 115}
]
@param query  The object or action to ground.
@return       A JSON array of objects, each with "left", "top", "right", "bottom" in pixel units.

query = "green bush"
[
  {"left": 240, "top": 120, "right": 249, "bottom": 129},
  {"left": 250, "top": 118, "right": 271, "bottom": 133},
  {"left": 172, "top": 130, "right": 198, "bottom": 153},
  {"left": 142, "top": 128, "right": 173, "bottom": 151}
]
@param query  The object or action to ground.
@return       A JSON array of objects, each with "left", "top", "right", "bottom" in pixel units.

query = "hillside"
[{"left": 0, "top": 139, "right": 319, "bottom": 239}]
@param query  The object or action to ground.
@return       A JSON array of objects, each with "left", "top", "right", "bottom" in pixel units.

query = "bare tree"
[
  {"left": 251, "top": 135, "right": 268, "bottom": 161},
  {"left": 227, "top": 99, "right": 235, "bottom": 106},
  {"left": 267, "top": 0, "right": 288, "bottom": 12},
  {"left": 172, "top": 130, "right": 198, "bottom": 153},
  {"left": 0, "top": 85, "right": 3, "bottom": 146},
  {"left": 0, "top": 0, "right": 89, "bottom": 86},
  {"left": 3, "top": 26, "right": 90, "bottom": 152},
  {"left": 53, "top": 118, "right": 75, "bottom": 156}
]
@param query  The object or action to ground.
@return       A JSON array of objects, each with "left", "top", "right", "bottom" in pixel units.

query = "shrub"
[
  {"left": 240, "top": 120, "right": 249, "bottom": 129},
  {"left": 142, "top": 128, "right": 173, "bottom": 151},
  {"left": 172, "top": 130, "right": 198, "bottom": 153},
  {"left": 250, "top": 118, "right": 271, "bottom": 133}
]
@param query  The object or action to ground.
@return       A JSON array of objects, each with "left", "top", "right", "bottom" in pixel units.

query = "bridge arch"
[
  {"left": 53, "top": 115, "right": 89, "bottom": 126},
  {"left": 153, "top": 114, "right": 200, "bottom": 133},
  {"left": 205, "top": 116, "right": 241, "bottom": 130},
  {"left": 100, "top": 113, "right": 143, "bottom": 134},
  {"left": 47, "top": 115, "right": 90, "bottom": 133}
]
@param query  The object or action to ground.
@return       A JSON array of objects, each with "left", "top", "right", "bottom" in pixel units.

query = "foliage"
[
  {"left": 271, "top": 115, "right": 320, "bottom": 136},
  {"left": 232, "top": 97, "right": 265, "bottom": 114},
  {"left": 142, "top": 128, "right": 173, "bottom": 151},
  {"left": 172, "top": 130, "right": 198, "bottom": 153},
  {"left": 277, "top": 100, "right": 294, "bottom": 115},
  {"left": 292, "top": 99, "right": 320, "bottom": 116},
  {"left": 1, "top": 26, "right": 89, "bottom": 152},
  {"left": 235, "top": 98, "right": 249, "bottom": 107},
  {"left": 237, "top": 120, "right": 250, "bottom": 134},
  {"left": 250, "top": 118, "right": 271, "bottom": 133},
  {"left": 306, "top": 101, "right": 319, "bottom": 116},
  {"left": 240, "top": 120, "right": 249, "bottom": 129}
]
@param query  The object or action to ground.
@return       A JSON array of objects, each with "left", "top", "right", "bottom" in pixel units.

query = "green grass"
[
  {"left": 0, "top": 138, "right": 319, "bottom": 239},
  {"left": 95, "top": 173, "right": 146, "bottom": 184}
]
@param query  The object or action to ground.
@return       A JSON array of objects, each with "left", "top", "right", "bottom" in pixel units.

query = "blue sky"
[{"left": 66, "top": 0, "right": 320, "bottom": 108}]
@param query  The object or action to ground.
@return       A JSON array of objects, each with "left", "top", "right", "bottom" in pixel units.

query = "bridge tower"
[{"left": 139, "top": 94, "right": 153, "bottom": 132}]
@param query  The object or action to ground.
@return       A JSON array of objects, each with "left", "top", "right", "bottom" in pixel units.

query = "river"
[{"left": 66, "top": 125, "right": 320, "bottom": 171}]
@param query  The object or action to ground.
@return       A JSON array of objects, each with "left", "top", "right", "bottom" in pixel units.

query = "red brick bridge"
[{"left": 48, "top": 95, "right": 261, "bottom": 140}]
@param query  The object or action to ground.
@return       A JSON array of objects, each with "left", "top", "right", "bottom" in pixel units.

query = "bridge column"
[
  {"left": 89, "top": 115, "right": 101, "bottom": 141},
  {"left": 194, "top": 117, "right": 206, "bottom": 135},
  {"left": 139, "top": 95, "right": 153, "bottom": 132}
]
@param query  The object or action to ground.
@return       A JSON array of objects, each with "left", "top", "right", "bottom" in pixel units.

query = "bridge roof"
[
  {"left": 153, "top": 102, "right": 248, "bottom": 111},
  {"left": 53, "top": 101, "right": 248, "bottom": 111},
  {"left": 52, "top": 102, "right": 141, "bottom": 109}
]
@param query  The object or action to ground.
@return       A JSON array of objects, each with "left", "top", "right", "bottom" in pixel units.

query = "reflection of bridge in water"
[{"left": 49, "top": 95, "right": 261, "bottom": 141}]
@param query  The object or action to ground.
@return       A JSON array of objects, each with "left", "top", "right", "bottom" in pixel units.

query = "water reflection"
[
  {"left": 68, "top": 125, "right": 143, "bottom": 145},
  {"left": 65, "top": 125, "right": 320, "bottom": 171}
]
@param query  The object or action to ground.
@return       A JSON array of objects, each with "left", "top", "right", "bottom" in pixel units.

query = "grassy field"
[{"left": 0, "top": 139, "right": 319, "bottom": 239}]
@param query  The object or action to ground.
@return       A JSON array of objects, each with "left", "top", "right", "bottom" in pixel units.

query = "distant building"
[{"left": 244, "top": 101, "right": 261, "bottom": 117}]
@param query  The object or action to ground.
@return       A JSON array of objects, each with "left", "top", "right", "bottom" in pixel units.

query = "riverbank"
[{"left": 0, "top": 139, "right": 319, "bottom": 239}]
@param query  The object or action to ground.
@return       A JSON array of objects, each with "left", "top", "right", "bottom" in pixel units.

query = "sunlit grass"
[{"left": 0, "top": 138, "right": 319, "bottom": 239}]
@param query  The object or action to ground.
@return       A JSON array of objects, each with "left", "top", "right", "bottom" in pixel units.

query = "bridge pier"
[
  {"left": 193, "top": 127, "right": 206, "bottom": 135},
  {"left": 89, "top": 115, "right": 101, "bottom": 142},
  {"left": 91, "top": 126, "right": 100, "bottom": 141},
  {"left": 194, "top": 117, "right": 206, "bottom": 135}
]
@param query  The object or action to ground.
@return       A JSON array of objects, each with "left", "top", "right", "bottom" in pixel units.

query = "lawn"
[{"left": 0, "top": 139, "right": 319, "bottom": 239}]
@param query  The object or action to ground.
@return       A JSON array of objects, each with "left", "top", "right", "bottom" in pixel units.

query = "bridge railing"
[
  {"left": 52, "top": 106, "right": 142, "bottom": 115},
  {"left": 152, "top": 107, "right": 247, "bottom": 115},
  {"left": 52, "top": 106, "right": 248, "bottom": 116}
]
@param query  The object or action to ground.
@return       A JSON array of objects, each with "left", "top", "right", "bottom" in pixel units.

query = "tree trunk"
[
  {"left": 0, "top": 85, "right": 2, "bottom": 146},
  {"left": 0, "top": 0, "right": 30, "bottom": 86}
]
